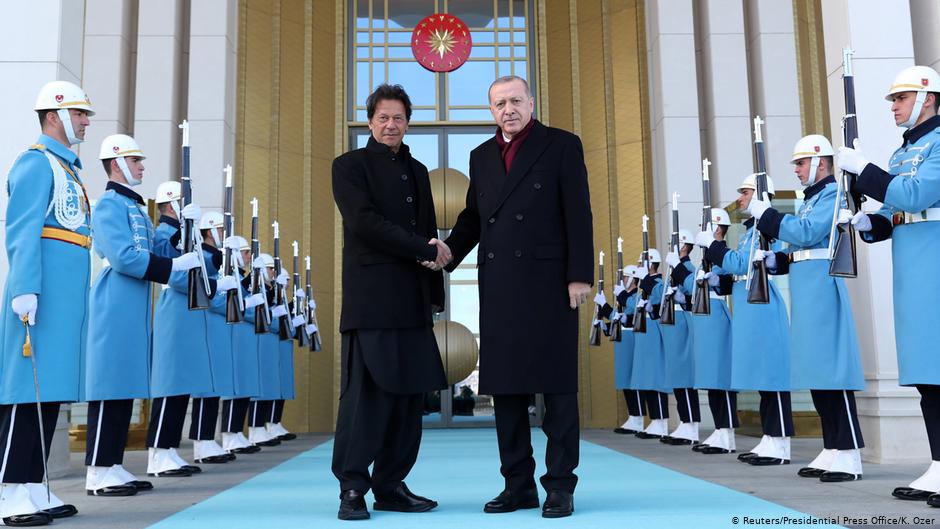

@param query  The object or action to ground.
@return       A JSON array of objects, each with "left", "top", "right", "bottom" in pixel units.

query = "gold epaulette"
[{"left": 29, "top": 143, "right": 46, "bottom": 151}]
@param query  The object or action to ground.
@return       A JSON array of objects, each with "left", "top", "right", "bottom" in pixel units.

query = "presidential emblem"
[{"left": 411, "top": 14, "right": 472, "bottom": 73}]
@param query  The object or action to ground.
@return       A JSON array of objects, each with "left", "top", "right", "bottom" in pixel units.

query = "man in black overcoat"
[
  {"left": 330, "top": 84, "right": 450, "bottom": 521},
  {"left": 437, "top": 75, "right": 594, "bottom": 518}
]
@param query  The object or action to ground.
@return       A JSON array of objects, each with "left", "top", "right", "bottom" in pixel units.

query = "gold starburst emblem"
[{"left": 426, "top": 28, "right": 455, "bottom": 59}]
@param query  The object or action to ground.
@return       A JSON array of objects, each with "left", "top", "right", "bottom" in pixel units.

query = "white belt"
[
  {"left": 674, "top": 305, "right": 684, "bottom": 312},
  {"left": 788, "top": 248, "right": 829, "bottom": 263},
  {"left": 895, "top": 207, "right": 940, "bottom": 224},
  {"left": 710, "top": 293, "right": 723, "bottom": 301},
  {"left": 733, "top": 275, "right": 746, "bottom": 282}
]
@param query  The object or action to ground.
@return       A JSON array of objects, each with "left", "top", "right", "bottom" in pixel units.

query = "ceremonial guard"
[
  {"left": 85, "top": 135, "right": 202, "bottom": 497},
  {"left": 0, "top": 80, "right": 92, "bottom": 526},
  {"left": 688, "top": 209, "right": 738, "bottom": 455},
  {"left": 661, "top": 230, "right": 700, "bottom": 445},
  {"left": 749, "top": 135, "right": 865, "bottom": 481},
  {"left": 272, "top": 257, "right": 297, "bottom": 441},
  {"left": 838, "top": 65, "right": 940, "bottom": 504},
  {"left": 613, "top": 265, "right": 646, "bottom": 434},
  {"left": 187, "top": 212, "right": 238, "bottom": 464},
  {"left": 704, "top": 177, "right": 793, "bottom": 464},
  {"left": 629, "top": 249, "right": 671, "bottom": 439},
  {"left": 248, "top": 254, "right": 284, "bottom": 448}
]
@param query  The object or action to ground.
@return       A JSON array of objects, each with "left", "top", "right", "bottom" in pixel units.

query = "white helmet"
[
  {"left": 678, "top": 229, "right": 695, "bottom": 246},
  {"left": 885, "top": 65, "right": 940, "bottom": 128},
  {"left": 199, "top": 211, "right": 224, "bottom": 246},
  {"left": 155, "top": 181, "right": 181, "bottom": 203},
  {"left": 737, "top": 174, "right": 777, "bottom": 196},
  {"left": 34, "top": 80, "right": 94, "bottom": 145},
  {"left": 229, "top": 235, "right": 249, "bottom": 251},
  {"left": 623, "top": 264, "right": 638, "bottom": 279},
  {"left": 100, "top": 134, "right": 145, "bottom": 186},
  {"left": 647, "top": 248, "right": 662, "bottom": 264},
  {"left": 709, "top": 208, "right": 731, "bottom": 227},
  {"left": 790, "top": 135, "right": 834, "bottom": 187},
  {"left": 259, "top": 253, "right": 275, "bottom": 268}
]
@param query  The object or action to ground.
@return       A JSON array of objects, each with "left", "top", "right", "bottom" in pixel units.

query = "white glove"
[
  {"left": 276, "top": 269, "right": 289, "bottom": 286},
  {"left": 837, "top": 139, "right": 869, "bottom": 174},
  {"left": 645, "top": 300, "right": 654, "bottom": 313},
  {"left": 748, "top": 196, "right": 771, "bottom": 220},
  {"left": 695, "top": 230, "right": 715, "bottom": 248},
  {"left": 836, "top": 208, "right": 853, "bottom": 225},
  {"left": 665, "top": 286, "right": 677, "bottom": 296},
  {"left": 308, "top": 299, "right": 317, "bottom": 311},
  {"left": 180, "top": 203, "right": 202, "bottom": 221},
  {"left": 674, "top": 289, "right": 687, "bottom": 304},
  {"left": 12, "top": 294, "right": 37, "bottom": 325},
  {"left": 613, "top": 283, "right": 626, "bottom": 297},
  {"left": 294, "top": 287, "right": 306, "bottom": 299},
  {"left": 252, "top": 256, "right": 266, "bottom": 270},
  {"left": 305, "top": 323, "right": 318, "bottom": 335},
  {"left": 695, "top": 269, "right": 706, "bottom": 282},
  {"left": 851, "top": 211, "right": 872, "bottom": 232},
  {"left": 271, "top": 304, "right": 289, "bottom": 318},
  {"left": 222, "top": 236, "right": 242, "bottom": 251},
  {"left": 593, "top": 292, "right": 607, "bottom": 306},
  {"left": 635, "top": 298, "right": 647, "bottom": 309},
  {"left": 291, "top": 315, "right": 306, "bottom": 327},
  {"left": 171, "top": 251, "right": 201, "bottom": 272},
  {"left": 244, "top": 293, "right": 265, "bottom": 309},
  {"left": 706, "top": 272, "right": 720, "bottom": 287},
  {"left": 216, "top": 275, "right": 239, "bottom": 292},
  {"left": 753, "top": 249, "right": 778, "bottom": 270},
  {"left": 665, "top": 251, "right": 680, "bottom": 268},
  {"left": 635, "top": 266, "right": 649, "bottom": 280}
]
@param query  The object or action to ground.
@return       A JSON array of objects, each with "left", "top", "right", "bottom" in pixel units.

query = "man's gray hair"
[{"left": 488, "top": 75, "right": 532, "bottom": 100}]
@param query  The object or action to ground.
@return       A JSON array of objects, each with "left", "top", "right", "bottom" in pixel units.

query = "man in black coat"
[
  {"left": 437, "top": 75, "right": 593, "bottom": 518},
  {"left": 330, "top": 84, "right": 450, "bottom": 521}
]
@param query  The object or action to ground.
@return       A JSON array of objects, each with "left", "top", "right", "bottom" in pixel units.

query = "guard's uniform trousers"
[{"left": 613, "top": 290, "right": 646, "bottom": 430}]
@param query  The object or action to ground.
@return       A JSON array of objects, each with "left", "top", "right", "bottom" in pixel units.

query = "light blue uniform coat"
[
  {"left": 717, "top": 224, "right": 791, "bottom": 391},
  {"left": 756, "top": 178, "right": 863, "bottom": 390},
  {"left": 86, "top": 184, "right": 172, "bottom": 400},
  {"left": 0, "top": 136, "right": 90, "bottom": 404},
  {"left": 253, "top": 296, "right": 281, "bottom": 401},
  {"left": 684, "top": 262, "right": 733, "bottom": 390},
  {"left": 194, "top": 245, "right": 235, "bottom": 398},
  {"left": 279, "top": 333, "right": 295, "bottom": 400},
  {"left": 661, "top": 260, "right": 694, "bottom": 389},
  {"left": 613, "top": 291, "right": 636, "bottom": 389},
  {"left": 228, "top": 280, "right": 261, "bottom": 399},
  {"left": 630, "top": 275, "right": 669, "bottom": 393}
]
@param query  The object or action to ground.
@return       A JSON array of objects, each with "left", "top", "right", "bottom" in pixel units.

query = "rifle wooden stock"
[
  {"left": 830, "top": 47, "right": 860, "bottom": 278},
  {"left": 747, "top": 120, "right": 770, "bottom": 304}
]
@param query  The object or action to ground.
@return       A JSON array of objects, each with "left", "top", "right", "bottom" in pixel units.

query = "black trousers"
[
  {"left": 221, "top": 398, "right": 250, "bottom": 433},
  {"left": 147, "top": 395, "right": 189, "bottom": 449},
  {"left": 493, "top": 393, "right": 579, "bottom": 494},
  {"left": 916, "top": 385, "right": 940, "bottom": 460},
  {"left": 0, "top": 403, "right": 59, "bottom": 483},
  {"left": 273, "top": 399, "right": 285, "bottom": 423},
  {"left": 811, "top": 389, "right": 864, "bottom": 450},
  {"left": 759, "top": 391, "right": 794, "bottom": 437},
  {"left": 189, "top": 397, "right": 220, "bottom": 441},
  {"left": 673, "top": 388, "right": 701, "bottom": 423},
  {"left": 642, "top": 391, "right": 669, "bottom": 420},
  {"left": 707, "top": 390, "right": 739, "bottom": 429},
  {"left": 331, "top": 344, "right": 424, "bottom": 494},
  {"left": 85, "top": 399, "right": 133, "bottom": 466},
  {"left": 622, "top": 389, "right": 646, "bottom": 417},
  {"left": 250, "top": 401, "right": 274, "bottom": 428}
]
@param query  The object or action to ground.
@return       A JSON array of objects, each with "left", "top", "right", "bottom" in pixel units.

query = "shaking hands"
[{"left": 420, "top": 238, "right": 453, "bottom": 271}]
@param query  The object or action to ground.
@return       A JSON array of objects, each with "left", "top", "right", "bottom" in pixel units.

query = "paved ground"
[{"left": 44, "top": 430, "right": 940, "bottom": 528}]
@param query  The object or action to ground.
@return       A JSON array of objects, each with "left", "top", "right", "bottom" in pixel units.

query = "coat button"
[
  {"left": 406, "top": 196, "right": 413, "bottom": 203},
  {"left": 410, "top": 219, "right": 416, "bottom": 226},
  {"left": 401, "top": 174, "right": 408, "bottom": 180},
  {"left": 390, "top": 156, "right": 396, "bottom": 161},
  {"left": 487, "top": 252, "right": 495, "bottom": 259},
  {"left": 534, "top": 183, "right": 542, "bottom": 190},
  {"left": 488, "top": 217, "right": 495, "bottom": 224},
  {"left": 515, "top": 213, "right": 524, "bottom": 221},
  {"left": 479, "top": 192, "right": 485, "bottom": 197},
  {"left": 514, "top": 250, "right": 522, "bottom": 257}
]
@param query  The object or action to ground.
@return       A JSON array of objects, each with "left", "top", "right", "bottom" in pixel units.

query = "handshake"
[{"left": 420, "top": 239, "right": 452, "bottom": 271}]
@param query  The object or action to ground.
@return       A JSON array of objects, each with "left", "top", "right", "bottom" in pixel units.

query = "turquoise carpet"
[{"left": 148, "top": 429, "right": 838, "bottom": 528}]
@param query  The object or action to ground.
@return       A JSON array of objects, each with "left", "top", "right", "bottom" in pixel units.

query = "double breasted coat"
[{"left": 445, "top": 121, "right": 594, "bottom": 395}]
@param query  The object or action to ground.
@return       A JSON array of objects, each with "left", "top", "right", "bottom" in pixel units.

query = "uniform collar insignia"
[
  {"left": 902, "top": 114, "right": 940, "bottom": 147},
  {"left": 106, "top": 180, "right": 145, "bottom": 205}
]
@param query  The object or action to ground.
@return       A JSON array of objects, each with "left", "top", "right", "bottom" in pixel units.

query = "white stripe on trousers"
[
  {"left": 196, "top": 400, "right": 204, "bottom": 440},
  {"left": 725, "top": 392, "right": 734, "bottom": 430},
  {"left": 635, "top": 391, "right": 642, "bottom": 415},
  {"left": 843, "top": 390, "right": 860, "bottom": 449},
  {"left": 153, "top": 399, "right": 168, "bottom": 447},
  {"left": 776, "top": 392, "right": 786, "bottom": 437},
  {"left": 91, "top": 401, "right": 105, "bottom": 466},
  {"left": 683, "top": 389, "right": 694, "bottom": 423},
  {"left": 0, "top": 405, "right": 17, "bottom": 480},
  {"left": 225, "top": 401, "right": 233, "bottom": 432}
]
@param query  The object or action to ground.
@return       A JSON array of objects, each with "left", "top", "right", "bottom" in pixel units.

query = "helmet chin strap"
[
  {"left": 116, "top": 157, "right": 141, "bottom": 186},
  {"left": 57, "top": 109, "right": 82, "bottom": 145},
  {"left": 169, "top": 200, "right": 181, "bottom": 219},
  {"left": 211, "top": 228, "right": 221, "bottom": 249},
  {"left": 900, "top": 92, "right": 927, "bottom": 129},
  {"left": 804, "top": 156, "right": 820, "bottom": 188}
]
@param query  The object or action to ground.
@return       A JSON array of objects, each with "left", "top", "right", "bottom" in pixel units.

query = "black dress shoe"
[
  {"left": 257, "top": 439, "right": 281, "bottom": 447},
  {"left": 374, "top": 482, "right": 438, "bottom": 513},
  {"left": 194, "top": 455, "right": 231, "bottom": 464},
  {"left": 701, "top": 446, "right": 734, "bottom": 455},
  {"left": 127, "top": 480, "right": 153, "bottom": 491},
  {"left": 797, "top": 467, "right": 825, "bottom": 478},
  {"left": 737, "top": 452, "right": 756, "bottom": 462},
  {"left": 542, "top": 491, "right": 574, "bottom": 518},
  {"left": 692, "top": 442, "right": 708, "bottom": 452},
  {"left": 748, "top": 456, "right": 790, "bottom": 466},
  {"left": 148, "top": 468, "right": 193, "bottom": 478},
  {"left": 232, "top": 445, "right": 261, "bottom": 454},
  {"left": 87, "top": 485, "right": 138, "bottom": 496},
  {"left": 635, "top": 431, "right": 662, "bottom": 440},
  {"left": 225, "top": 452, "right": 237, "bottom": 461},
  {"left": 664, "top": 437, "right": 694, "bottom": 446},
  {"left": 338, "top": 490, "right": 370, "bottom": 520},
  {"left": 613, "top": 427, "right": 637, "bottom": 435},
  {"left": 820, "top": 471, "right": 861, "bottom": 482},
  {"left": 278, "top": 433, "right": 297, "bottom": 441},
  {"left": 892, "top": 487, "right": 935, "bottom": 501},
  {"left": 182, "top": 465, "right": 202, "bottom": 474},
  {"left": 484, "top": 488, "right": 539, "bottom": 513},
  {"left": 42, "top": 504, "right": 77, "bottom": 518},
  {"left": 1, "top": 512, "right": 53, "bottom": 527},
  {"left": 928, "top": 493, "right": 940, "bottom": 507}
]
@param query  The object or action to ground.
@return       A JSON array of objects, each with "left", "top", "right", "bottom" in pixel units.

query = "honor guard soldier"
[
  {"left": 749, "top": 135, "right": 865, "bottom": 482},
  {"left": 838, "top": 65, "right": 940, "bottom": 504},
  {"left": 271, "top": 265, "right": 297, "bottom": 441},
  {"left": 630, "top": 249, "right": 671, "bottom": 439},
  {"left": 247, "top": 254, "right": 283, "bottom": 448},
  {"left": 704, "top": 177, "right": 793, "bottom": 465},
  {"left": 147, "top": 183, "right": 218, "bottom": 477},
  {"left": 613, "top": 265, "right": 646, "bottom": 434},
  {"left": 661, "top": 230, "right": 701, "bottom": 445},
  {"left": 187, "top": 212, "right": 239, "bottom": 464},
  {"left": 689, "top": 209, "right": 738, "bottom": 455},
  {"left": 85, "top": 135, "right": 203, "bottom": 497},
  {"left": 219, "top": 236, "right": 263, "bottom": 454},
  {"left": 0, "top": 80, "right": 93, "bottom": 526}
]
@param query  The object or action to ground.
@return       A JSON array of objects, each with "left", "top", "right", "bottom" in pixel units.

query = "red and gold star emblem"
[{"left": 411, "top": 14, "right": 472, "bottom": 73}]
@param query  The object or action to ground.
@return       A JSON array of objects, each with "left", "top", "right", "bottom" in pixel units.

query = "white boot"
[
  {"left": 235, "top": 432, "right": 253, "bottom": 447},
  {"left": 193, "top": 440, "right": 229, "bottom": 462},
  {"left": 24, "top": 482, "right": 64, "bottom": 509},
  {"left": 669, "top": 422, "right": 699, "bottom": 442},
  {"left": 0, "top": 483, "right": 41, "bottom": 519},
  {"left": 699, "top": 429, "right": 720, "bottom": 447},
  {"left": 764, "top": 436, "right": 791, "bottom": 461},
  {"left": 706, "top": 428, "right": 736, "bottom": 451},
  {"left": 86, "top": 466, "right": 132, "bottom": 495},
  {"left": 266, "top": 422, "right": 287, "bottom": 436},
  {"left": 168, "top": 447, "right": 192, "bottom": 467},
  {"left": 643, "top": 418, "right": 668, "bottom": 437},
  {"left": 622, "top": 415, "right": 645, "bottom": 432},
  {"left": 112, "top": 465, "right": 141, "bottom": 485},
  {"left": 806, "top": 448, "right": 837, "bottom": 471},
  {"left": 827, "top": 449, "right": 863, "bottom": 477},
  {"left": 147, "top": 447, "right": 184, "bottom": 476},
  {"left": 746, "top": 435, "right": 771, "bottom": 457},
  {"left": 248, "top": 426, "right": 274, "bottom": 445},
  {"left": 909, "top": 460, "right": 940, "bottom": 493}
]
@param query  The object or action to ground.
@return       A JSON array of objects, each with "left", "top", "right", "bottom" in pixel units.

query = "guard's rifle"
[
  {"left": 746, "top": 117, "right": 771, "bottom": 304},
  {"left": 659, "top": 192, "right": 680, "bottom": 325},
  {"left": 292, "top": 241, "right": 311, "bottom": 347},
  {"left": 828, "top": 46, "right": 862, "bottom": 278},
  {"left": 250, "top": 198, "right": 271, "bottom": 333},
  {"left": 589, "top": 251, "right": 606, "bottom": 346},
  {"left": 272, "top": 221, "right": 292, "bottom": 340},
  {"left": 305, "top": 255, "right": 322, "bottom": 351},
  {"left": 179, "top": 120, "right": 211, "bottom": 310},
  {"left": 222, "top": 164, "right": 245, "bottom": 323},
  {"left": 691, "top": 159, "right": 713, "bottom": 315},
  {"left": 609, "top": 238, "right": 624, "bottom": 342},
  {"left": 632, "top": 215, "right": 650, "bottom": 334}
]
